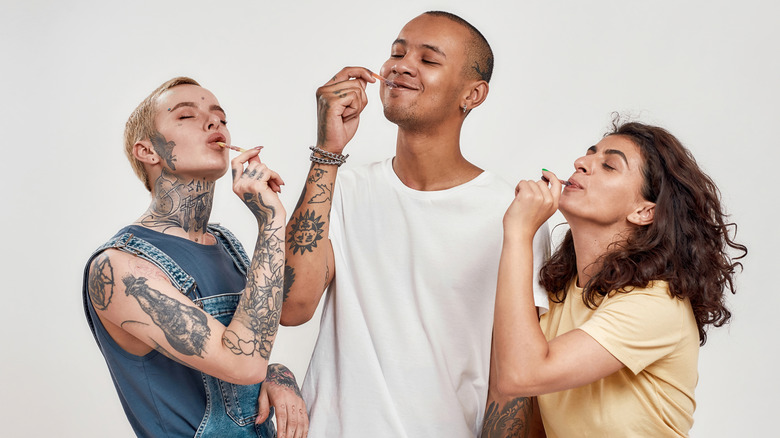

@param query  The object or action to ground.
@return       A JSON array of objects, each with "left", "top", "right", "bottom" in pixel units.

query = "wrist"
[{"left": 310, "top": 146, "right": 348, "bottom": 167}]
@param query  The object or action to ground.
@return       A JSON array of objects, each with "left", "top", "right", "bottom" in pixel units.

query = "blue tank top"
[{"left": 84, "top": 225, "right": 247, "bottom": 437}]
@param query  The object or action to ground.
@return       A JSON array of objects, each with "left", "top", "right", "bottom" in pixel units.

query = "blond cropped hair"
[{"left": 124, "top": 76, "right": 200, "bottom": 191}]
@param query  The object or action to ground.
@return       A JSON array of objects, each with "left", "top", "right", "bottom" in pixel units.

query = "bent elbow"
[
  {"left": 280, "top": 301, "right": 316, "bottom": 326},
  {"left": 227, "top": 366, "right": 268, "bottom": 386},
  {"left": 496, "top": 372, "right": 537, "bottom": 398}
]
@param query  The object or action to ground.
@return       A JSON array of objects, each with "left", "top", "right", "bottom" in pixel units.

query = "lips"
[
  {"left": 388, "top": 78, "right": 419, "bottom": 90},
  {"left": 566, "top": 178, "right": 583, "bottom": 189},
  {"left": 207, "top": 133, "right": 226, "bottom": 144}
]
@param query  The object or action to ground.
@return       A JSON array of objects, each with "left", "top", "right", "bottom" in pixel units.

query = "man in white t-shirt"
[{"left": 281, "top": 11, "right": 549, "bottom": 437}]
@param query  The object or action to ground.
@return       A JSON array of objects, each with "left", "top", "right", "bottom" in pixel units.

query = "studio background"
[{"left": 1, "top": 0, "right": 776, "bottom": 436}]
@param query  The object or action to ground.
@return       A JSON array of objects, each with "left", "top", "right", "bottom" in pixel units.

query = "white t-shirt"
[{"left": 302, "top": 158, "right": 550, "bottom": 437}]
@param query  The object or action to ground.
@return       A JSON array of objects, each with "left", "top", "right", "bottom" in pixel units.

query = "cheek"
[{"left": 379, "top": 61, "right": 393, "bottom": 77}]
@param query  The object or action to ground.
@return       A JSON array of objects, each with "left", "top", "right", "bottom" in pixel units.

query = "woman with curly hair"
[{"left": 491, "top": 120, "right": 746, "bottom": 436}]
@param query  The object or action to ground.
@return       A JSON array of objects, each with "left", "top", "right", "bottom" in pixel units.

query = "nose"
[
  {"left": 573, "top": 155, "right": 589, "bottom": 174},
  {"left": 205, "top": 113, "right": 221, "bottom": 131},
  {"left": 390, "top": 57, "right": 416, "bottom": 77}
]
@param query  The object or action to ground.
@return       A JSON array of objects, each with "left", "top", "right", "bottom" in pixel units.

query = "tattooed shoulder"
[{"left": 88, "top": 252, "right": 115, "bottom": 311}]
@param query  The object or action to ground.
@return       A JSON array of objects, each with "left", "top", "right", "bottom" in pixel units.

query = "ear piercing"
[{"left": 462, "top": 104, "right": 467, "bottom": 113}]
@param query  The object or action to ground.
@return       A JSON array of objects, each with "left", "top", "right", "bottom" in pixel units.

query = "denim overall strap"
[
  {"left": 100, "top": 232, "right": 198, "bottom": 296},
  {"left": 208, "top": 223, "right": 251, "bottom": 275},
  {"left": 82, "top": 233, "right": 198, "bottom": 342}
]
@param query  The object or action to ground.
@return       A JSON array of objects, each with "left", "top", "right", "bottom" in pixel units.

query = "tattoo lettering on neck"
[
  {"left": 122, "top": 275, "right": 211, "bottom": 357},
  {"left": 288, "top": 210, "right": 325, "bottom": 255},
  {"left": 266, "top": 363, "right": 303, "bottom": 398},
  {"left": 141, "top": 169, "right": 214, "bottom": 234},
  {"left": 481, "top": 397, "right": 533, "bottom": 438},
  {"left": 150, "top": 131, "right": 178, "bottom": 170},
  {"left": 88, "top": 254, "right": 115, "bottom": 311}
]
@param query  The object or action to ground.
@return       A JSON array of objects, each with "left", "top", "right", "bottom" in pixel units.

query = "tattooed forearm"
[
  {"left": 150, "top": 131, "right": 177, "bottom": 170},
  {"left": 229, "top": 221, "right": 285, "bottom": 359},
  {"left": 140, "top": 168, "right": 214, "bottom": 234},
  {"left": 309, "top": 183, "right": 332, "bottom": 204},
  {"left": 88, "top": 254, "right": 115, "bottom": 310},
  {"left": 481, "top": 397, "right": 534, "bottom": 438},
  {"left": 266, "top": 363, "right": 303, "bottom": 398},
  {"left": 288, "top": 210, "right": 325, "bottom": 255},
  {"left": 122, "top": 275, "right": 211, "bottom": 357},
  {"left": 242, "top": 192, "right": 276, "bottom": 228}
]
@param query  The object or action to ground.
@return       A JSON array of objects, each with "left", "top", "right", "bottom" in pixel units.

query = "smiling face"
[
  {"left": 146, "top": 84, "right": 232, "bottom": 181},
  {"left": 559, "top": 135, "right": 654, "bottom": 229},
  {"left": 378, "top": 14, "right": 474, "bottom": 128}
]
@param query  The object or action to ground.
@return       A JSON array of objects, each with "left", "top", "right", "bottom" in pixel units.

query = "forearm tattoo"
[
  {"left": 227, "top": 192, "right": 285, "bottom": 359},
  {"left": 88, "top": 254, "right": 115, "bottom": 310},
  {"left": 266, "top": 363, "right": 303, "bottom": 398},
  {"left": 140, "top": 168, "right": 214, "bottom": 235},
  {"left": 122, "top": 275, "right": 211, "bottom": 357},
  {"left": 481, "top": 397, "right": 534, "bottom": 438},
  {"left": 288, "top": 210, "right": 325, "bottom": 255}
]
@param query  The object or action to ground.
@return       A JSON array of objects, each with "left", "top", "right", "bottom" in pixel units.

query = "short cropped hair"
[
  {"left": 124, "top": 76, "right": 200, "bottom": 191},
  {"left": 424, "top": 11, "right": 494, "bottom": 83}
]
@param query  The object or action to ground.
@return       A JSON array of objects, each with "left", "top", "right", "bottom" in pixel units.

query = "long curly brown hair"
[{"left": 539, "top": 120, "right": 746, "bottom": 345}]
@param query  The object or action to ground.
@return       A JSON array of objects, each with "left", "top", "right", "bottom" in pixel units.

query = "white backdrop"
[{"left": 1, "top": 0, "right": 777, "bottom": 436}]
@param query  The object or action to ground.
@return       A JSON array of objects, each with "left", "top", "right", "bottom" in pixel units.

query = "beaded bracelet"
[{"left": 309, "top": 146, "right": 349, "bottom": 166}]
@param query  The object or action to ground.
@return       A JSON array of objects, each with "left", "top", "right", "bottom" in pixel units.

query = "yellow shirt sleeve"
[{"left": 579, "top": 282, "right": 689, "bottom": 374}]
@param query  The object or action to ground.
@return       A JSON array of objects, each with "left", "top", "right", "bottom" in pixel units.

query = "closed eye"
[{"left": 602, "top": 163, "right": 615, "bottom": 170}]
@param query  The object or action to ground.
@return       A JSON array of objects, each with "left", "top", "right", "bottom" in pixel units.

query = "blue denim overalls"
[{"left": 83, "top": 224, "right": 275, "bottom": 437}]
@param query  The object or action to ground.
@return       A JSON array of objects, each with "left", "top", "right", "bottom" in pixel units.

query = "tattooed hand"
[
  {"left": 315, "top": 67, "right": 374, "bottom": 153},
  {"left": 257, "top": 364, "right": 308, "bottom": 438},
  {"left": 230, "top": 148, "right": 286, "bottom": 227}
]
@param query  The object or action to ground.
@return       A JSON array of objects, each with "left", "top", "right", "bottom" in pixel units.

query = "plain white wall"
[{"left": 1, "top": 0, "right": 776, "bottom": 436}]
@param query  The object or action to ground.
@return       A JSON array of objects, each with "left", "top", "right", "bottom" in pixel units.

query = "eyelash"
[{"left": 602, "top": 163, "right": 615, "bottom": 171}]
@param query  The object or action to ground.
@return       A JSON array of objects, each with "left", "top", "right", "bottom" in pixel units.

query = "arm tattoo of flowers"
[{"left": 226, "top": 191, "right": 285, "bottom": 359}]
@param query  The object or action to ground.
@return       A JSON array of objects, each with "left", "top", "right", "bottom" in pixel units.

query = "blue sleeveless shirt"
[{"left": 83, "top": 225, "right": 270, "bottom": 437}]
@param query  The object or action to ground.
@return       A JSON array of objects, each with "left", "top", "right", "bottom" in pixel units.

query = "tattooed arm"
[
  {"left": 86, "top": 150, "right": 286, "bottom": 385},
  {"left": 281, "top": 67, "right": 374, "bottom": 326},
  {"left": 481, "top": 349, "right": 545, "bottom": 437}
]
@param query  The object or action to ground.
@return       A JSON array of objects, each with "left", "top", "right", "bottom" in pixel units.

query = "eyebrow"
[
  {"left": 169, "top": 102, "right": 227, "bottom": 118},
  {"left": 392, "top": 38, "right": 447, "bottom": 58},
  {"left": 588, "top": 145, "right": 630, "bottom": 168}
]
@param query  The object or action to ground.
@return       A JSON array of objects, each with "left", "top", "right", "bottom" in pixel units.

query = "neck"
[
  {"left": 569, "top": 220, "right": 633, "bottom": 287},
  {"left": 136, "top": 168, "right": 216, "bottom": 243},
  {"left": 392, "top": 126, "right": 481, "bottom": 191}
]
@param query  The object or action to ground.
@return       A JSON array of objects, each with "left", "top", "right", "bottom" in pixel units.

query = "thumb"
[{"left": 256, "top": 383, "right": 270, "bottom": 424}]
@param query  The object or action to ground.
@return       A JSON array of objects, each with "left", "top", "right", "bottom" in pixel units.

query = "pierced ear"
[
  {"left": 133, "top": 140, "right": 158, "bottom": 165},
  {"left": 628, "top": 202, "right": 655, "bottom": 226},
  {"left": 462, "top": 80, "right": 489, "bottom": 112}
]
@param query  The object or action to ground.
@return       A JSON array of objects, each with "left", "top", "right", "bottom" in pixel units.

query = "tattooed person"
[
  {"left": 281, "top": 11, "right": 549, "bottom": 437},
  {"left": 83, "top": 77, "right": 308, "bottom": 438}
]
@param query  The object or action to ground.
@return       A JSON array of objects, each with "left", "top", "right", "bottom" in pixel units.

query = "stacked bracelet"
[{"left": 309, "top": 146, "right": 349, "bottom": 166}]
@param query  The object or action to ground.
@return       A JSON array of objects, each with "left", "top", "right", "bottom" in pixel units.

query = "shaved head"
[{"left": 424, "top": 11, "right": 494, "bottom": 83}]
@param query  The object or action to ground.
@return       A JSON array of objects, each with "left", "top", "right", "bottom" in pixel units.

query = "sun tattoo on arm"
[{"left": 288, "top": 210, "right": 325, "bottom": 255}]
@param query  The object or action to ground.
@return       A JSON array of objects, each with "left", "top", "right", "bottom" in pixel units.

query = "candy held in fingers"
[
  {"left": 370, "top": 72, "right": 397, "bottom": 88},
  {"left": 541, "top": 169, "right": 572, "bottom": 186},
  {"left": 217, "top": 142, "right": 265, "bottom": 153}
]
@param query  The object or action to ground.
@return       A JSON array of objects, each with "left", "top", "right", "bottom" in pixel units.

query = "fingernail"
[{"left": 542, "top": 168, "right": 549, "bottom": 172}]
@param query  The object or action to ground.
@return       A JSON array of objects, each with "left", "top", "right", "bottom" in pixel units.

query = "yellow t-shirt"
[{"left": 538, "top": 280, "right": 699, "bottom": 437}]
